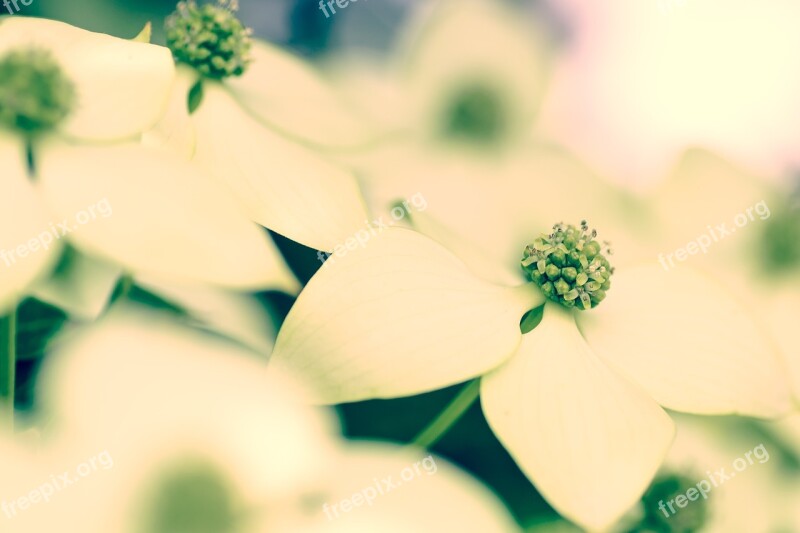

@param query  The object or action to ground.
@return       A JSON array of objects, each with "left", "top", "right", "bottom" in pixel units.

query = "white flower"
[
  {"left": 0, "top": 17, "right": 296, "bottom": 315},
  {"left": 20, "top": 305, "right": 520, "bottom": 533},
  {"left": 148, "top": 0, "right": 373, "bottom": 253},
  {"left": 269, "top": 222, "right": 792, "bottom": 531}
]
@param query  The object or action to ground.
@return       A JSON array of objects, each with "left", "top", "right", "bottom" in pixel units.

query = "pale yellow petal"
[
  {"left": 271, "top": 228, "right": 542, "bottom": 403},
  {"left": 482, "top": 303, "right": 674, "bottom": 532}
]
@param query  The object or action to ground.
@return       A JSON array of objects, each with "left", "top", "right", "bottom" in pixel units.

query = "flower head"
[
  {"left": 0, "top": 48, "right": 75, "bottom": 136},
  {"left": 165, "top": 0, "right": 252, "bottom": 80},
  {"left": 522, "top": 221, "right": 614, "bottom": 310}
]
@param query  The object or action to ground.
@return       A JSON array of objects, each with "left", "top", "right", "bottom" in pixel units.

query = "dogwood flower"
[
  {"left": 0, "top": 16, "right": 295, "bottom": 314},
  {"left": 540, "top": 0, "right": 800, "bottom": 183},
  {"left": 269, "top": 221, "right": 792, "bottom": 531},
  {"left": 24, "top": 306, "right": 520, "bottom": 532},
  {"left": 152, "top": 0, "right": 372, "bottom": 252},
  {"left": 646, "top": 149, "right": 800, "bottom": 399},
  {"left": 331, "top": 0, "right": 550, "bottom": 213},
  {"left": 333, "top": 0, "right": 549, "bottom": 150}
]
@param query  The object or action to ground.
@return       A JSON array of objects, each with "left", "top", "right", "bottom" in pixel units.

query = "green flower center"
[
  {"left": 635, "top": 472, "right": 710, "bottom": 533},
  {"left": 165, "top": 0, "right": 252, "bottom": 80},
  {"left": 136, "top": 459, "right": 242, "bottom": 533},
  {"left": 440, "top": 82, "right": 508, "bottom": 146},
  {"left": 521, "top": 221, "right": 614, "bottom": 310},
  {"left": 759, "top": 198, "right": 800, "bottom": 275},
  {"left": 0, "top": 48, "right": 76, "bottom": 136}
]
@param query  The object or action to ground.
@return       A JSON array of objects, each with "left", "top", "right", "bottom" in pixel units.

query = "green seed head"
[
  {"left": 165, "top": 0, "right": 252, "bottom": 80},
  {"left": 521, "top": 221, "right": 615, "bottom": 311},
  {"left": 0, "top": 49, "right": 76, "bottom": 136}
]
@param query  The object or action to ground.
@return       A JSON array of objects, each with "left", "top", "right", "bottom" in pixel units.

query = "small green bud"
[
  {"left": 584, "top": 240, "right": 601, "bottom": 259},
  {"left": 521, "top": 222, "right": 615, "bottom": 311},
  {"left": 0, "top": 49, "right": 75, "bottom": 136},
  {"left": 165, "top": 0, "right": 252, "bottom": 80}
]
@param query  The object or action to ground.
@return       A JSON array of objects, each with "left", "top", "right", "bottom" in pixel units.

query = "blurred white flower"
[
  {"left": 646, "top": 149, "right": 800, "bottom": 400},
  {"left": 333, "top": 0, "right": 550, "bottom": 149},
  {"left": 269, "top": 222, "right": 792, "bottom": 531},
  {"left": 630, "top": 414, "right": 800, "bottom": 533},
  {"left": 12, "top": 306, "right": 521, "bottom": 532}
]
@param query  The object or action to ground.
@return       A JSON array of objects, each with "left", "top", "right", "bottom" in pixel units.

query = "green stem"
[
  {"left": 0, "top": 308, "right": 17, "bottom": 427},
  {"left": 411, "top": 380, "right": 481, "bottom": 449}
]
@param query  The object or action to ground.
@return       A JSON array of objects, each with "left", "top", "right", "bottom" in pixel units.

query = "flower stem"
[
  {"left": 0, "top": 308, "right": 17, "bottom": 427},
  {"left": 412, "top": 380, "right": 481, "bottom": 449}
]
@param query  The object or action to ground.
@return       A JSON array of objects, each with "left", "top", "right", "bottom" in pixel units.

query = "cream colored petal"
[
  {"left": 271, "top": 228, "right": 542, "bottom": 404},
  {"left": 36, "top": 141, "right": 298, "bottom": 292},
  {"left": 297, "top": 443, "right": 519, "bottom": 532},
  {"left": 134, "top": 274, "right": 279, "bottom": 354},
  {"left": 577, "top": 264, "right": 793, "bottom": 417},
  {"left": 650, "top": 149, "right": 775, "bottom": 264},
  {"left": 227, "top": 41, "right": 375, "bottom": 149},
  {"left": 142, "top": 65, "right": 198, "bottom": 159},
  {"left": 482, "top": 302, "right": 674, "bottom": 532},
  {"left": 355, "top": 141, "right": 650, "bottom": 270},
  {"left": 0, "top": 135, "right": 61, "bottom": 313},
  {"left": 0, "top": 17, "right": 174, "bottom": 142},
  {"left": 759, "top": 288, "right": 800, "bottom": 403},
  {"left": 192, "top": 83, "right": 369, "bottom": 251},
  {"left": 324, "top": 52, "right": 412, "bottom": 136},
  {"left": 405, "top": 206, "right": 523, "bottom": 287}
]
